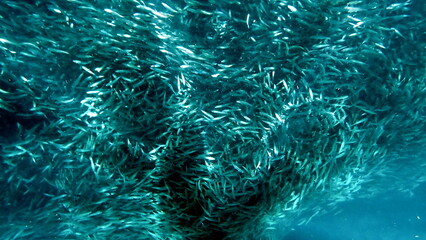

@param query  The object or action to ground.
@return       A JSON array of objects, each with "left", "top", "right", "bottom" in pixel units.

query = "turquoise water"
[{"left": 280, "top": 182, "right": 426, "bottom": 240}]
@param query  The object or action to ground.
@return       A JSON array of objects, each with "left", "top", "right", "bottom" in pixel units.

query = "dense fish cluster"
[{"left": 0, "top": 0, "right": 425, "bottom": 239}]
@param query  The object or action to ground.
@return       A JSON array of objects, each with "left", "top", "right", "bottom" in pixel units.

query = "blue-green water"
[{"left": 280, "top": 182, "right": 426, "bottom": 240}]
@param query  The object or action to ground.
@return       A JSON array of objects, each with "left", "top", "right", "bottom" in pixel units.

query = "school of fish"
[{"left": 0, "top": 0, "right": 425, "bottom": 239}]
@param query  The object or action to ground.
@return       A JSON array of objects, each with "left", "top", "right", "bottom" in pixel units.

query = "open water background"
[{"left": 280, "top": 182, "right": 426, "bottom": 240}]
